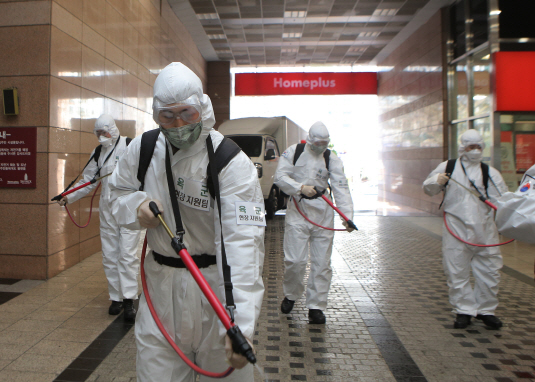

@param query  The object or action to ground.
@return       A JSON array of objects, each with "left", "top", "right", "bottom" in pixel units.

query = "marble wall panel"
[
  {"left": 0, "top": 25, "right": 50, "bottom": 76},
  {"left": 80, "top": 235, "right": 101, "bottom": 261},
  {"left": 48, "top": 243, "right": 81, "bottom": 279},
  {"left": 50, "top": 27, "right": 83, "bottom": 87},
  {"left": 51, "top": 0, "right": 82, "bottom": 42},
  {"left": 0, "top": 255, "right": 46, "bottom": 279},
  {"left": 0, "top": 1, "right": 50, "bottom": 27},
  {"left": 48, "top": 152, "right": 80, "bottom": 204},
  {"left": 1, "top": 0, "right": 208, "bottom": 279},
  {"left": 0, "top": 76, "right": 49, "bottom": 128},
  {"left": 378, "top": 10, "right": 446, "bottom": 216},
  {"left": 0, "top": 204, "right": 47, "bottom": 256},
  {"left": 48, "top": 200, "right": 80, "bottom": 256}
]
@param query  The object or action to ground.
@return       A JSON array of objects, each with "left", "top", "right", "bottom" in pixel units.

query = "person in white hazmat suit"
[
  {"left": 108, "top": 62, "right": 264, "bottom": 382},
  {"left": 423, "top": 129, "right": 508, "bottom": 330},
  {"left": 56, "top": 115, "right": 141, "bottom": 321},
  {"left": 495, "top": 164, "right": 535, "bottom": 243},
  {"left": 274, "top": 122, "right": 354, "bottom": 325}
]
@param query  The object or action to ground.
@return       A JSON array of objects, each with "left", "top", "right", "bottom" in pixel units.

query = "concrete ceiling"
[{"left": 168, "top": 0, "right": 451, "bottom": 67}]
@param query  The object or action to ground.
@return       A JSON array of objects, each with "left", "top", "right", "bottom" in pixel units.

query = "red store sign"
[
  {"left": 235, "top": 72, "right": 377, "bottom": 96},
  {"left": 0, "top": 127, "right": 37, "bottom": 188},
  {"left": 495, "top": 51, "right": 535, "bottom": 112}
]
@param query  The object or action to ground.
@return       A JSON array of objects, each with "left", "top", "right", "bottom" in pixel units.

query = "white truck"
[{"left": 218, "top": 116, "right": 307, "bottom": 218}]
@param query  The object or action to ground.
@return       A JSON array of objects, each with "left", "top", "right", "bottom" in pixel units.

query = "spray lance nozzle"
[
  {"left": 227, "top": 326, "right": 257, "bottom": 364},
  {"left": 147, "top": 201, "right": 257, "bottom": 365}
]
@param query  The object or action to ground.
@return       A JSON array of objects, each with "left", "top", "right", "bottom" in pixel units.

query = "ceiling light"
[
  {"left": 481, "top": 54, "right": 490, "bottom": 60},
  {"left": 197, "top": 13, "right": 219, "bottom": 19},
  {"left": 207, "top": 34, "right": 226, "bottom": 39},
  {"left": 373, "top": 8, "right": 399, "bottom": 16},
  {"left": 489, "top": 10, "right": 501, "bottom": 16},
  {"left": 358, "top": 31, "right": 380, "bottom": 38},
  {"left": 216, "top": 49, "right": 232, "bottom": 54},
  {"left": 281, "top": 48, "right": 298, "bottom": 53},
  {"left": 284, "top": 11, "right": 307, "bottom": 18},
  {"left": 348, "top": 47, "right": 366, "bottom": 53},
  {"left": 519, "top": 38, "right": 529, "bottom": 43},
  {"left": 283, "top": 32, "right": 302, "bottom": 38}
]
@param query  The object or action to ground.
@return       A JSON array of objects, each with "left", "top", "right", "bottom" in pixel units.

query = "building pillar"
[{"left": 207, "top": 61, "right": 231, "bottom": 130}]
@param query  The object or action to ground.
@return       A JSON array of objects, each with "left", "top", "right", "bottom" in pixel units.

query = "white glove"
[
  {"left": 137, "top": 200, "right": 163, "bottom": 229},
  {"left": 301, "top": 185, "right": 317, "bottom": 198},
  {"left": 225, "top": 335, "right": 254, "bottom": 369},
  {"left": 57, "top": 197, "right": 68, "bottom": 207},
  {"left": 342, "top": 220, "right": 355, "bottom": 232},
  {"left": 437, "top": 173, "right": 450, "bottom": 186}
]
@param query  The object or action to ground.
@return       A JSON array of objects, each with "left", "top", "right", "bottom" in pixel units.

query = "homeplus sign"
[{"left": 235, "top": 72, "right": 377, "bottom": 95}]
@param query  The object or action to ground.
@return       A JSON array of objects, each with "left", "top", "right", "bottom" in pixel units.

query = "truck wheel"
[
  {"left": 278, "top": 190, "right": 288, "bottom": 210},
  {"left": 265, "top": 188, "right": 278, "bottom": 219}
]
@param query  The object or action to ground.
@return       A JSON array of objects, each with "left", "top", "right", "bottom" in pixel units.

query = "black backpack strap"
[
  {"left": 323, "top": 149, "right": 330, "bottom": 171},
  {"left": 92, "top": 145, "right": 103, "bottom": 165},
  {"left": 126, "top": 137, "right": 132, "bottom": 146},
  {"left": 481, "top": 162, "right": 490, "bottom": 197},
  {"left": 137, "top": 129, "right": 160, "bottom": 191},
  {"left": 95, "top": 137, "right": 121, "bottom": 177},
  {"left": 164, "top": 143, "right": 185, "bottom": 238},
  {"left": 206, "top": 135, "right": 238, "bottom": 316},
  {"left": 206, "top": 137, "right": 242, "bottom": 199},
  {"left": 293, "top": 143, "right": 305, "bottom": 165},
  {"left": 445, "top": 159, "right": 456, "bottom": 179},
  {"left": 439, "top": 159, "right": 457, "bottom": 209}
]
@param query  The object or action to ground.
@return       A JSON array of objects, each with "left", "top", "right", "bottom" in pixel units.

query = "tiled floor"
[{"left": 1, "top": 215, "right": 534, "bottom": 382}]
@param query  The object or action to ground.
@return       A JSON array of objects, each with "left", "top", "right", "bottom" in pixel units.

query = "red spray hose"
[
  {"left": 140, "top": 235, "right": 234, "bottom": 378},
  {"left": 64, "top": 184, "right": 101, "bottom": 229},
  {"left": 53, "top": 174, "right": 112, "bottom": 229},
  {"left": 141, "top": 201, "right": 257, "bottom": 375},
  {"left": 292, "top": 198, "right": 345, "bottom": 231},
  {"left": 320, "top": 194, "right": 358, "bottom": 230},
  {"left": 443, "top": 212, "right": 514, "bottom": 247}
]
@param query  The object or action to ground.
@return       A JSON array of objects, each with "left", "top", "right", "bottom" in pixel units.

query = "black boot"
[
  {"left": 454, "top": 314, "right": 471, "bottom": 329},
  {"left": 123, "top": 299, "right": 136, "bottom": 322},
  {"left": 476, "top": 314, "right": 502, "bottom": 330},
  {"left": 309, "top": 309, "right": 326, "bottom": 324},
  {"left": 280, "top": 297, "right": 295, "bottom": 314},
  {"left": 108, "top": 300, "right": 123, "bottom": 315}
]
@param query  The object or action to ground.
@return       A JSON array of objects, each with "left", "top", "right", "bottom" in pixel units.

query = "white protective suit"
[
  {"left": 274, "top": 122, "right": 353, "bottom": 310},
  {"left": 495, "top": 164, "right": 535, "bottom": 243},
  {"left": 423, "top": 130, "right": 508, "bottom": 317},
  {"left": 108, "top": 63, "right": 265, "bottom": 382},
  {"left": 66, "top": 115, "right": 141, "bottom": 302}
]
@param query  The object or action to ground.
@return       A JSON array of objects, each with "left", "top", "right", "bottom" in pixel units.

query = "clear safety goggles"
[
  {"left": 154, "top": 95, "right": 202, "bottom": 126},
  {"left": 312, "top": 139, "right": 329, "bottom": 147},
  {"left": 95, "top": 129, "right": 111, "bottom": 138},
  {"left": 465, "top": 144, "right": 482, "bottom": 151}
]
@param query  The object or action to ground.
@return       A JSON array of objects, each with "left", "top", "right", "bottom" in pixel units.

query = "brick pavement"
[{"left": 86, "top": 216, "right": 535, "bottom": 382}]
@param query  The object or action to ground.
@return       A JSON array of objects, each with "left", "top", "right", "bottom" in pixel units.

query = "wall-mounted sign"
[
  {"left": 0, "top": 127, "right": 37, "bottom": 188},
  {"left": 515, "top": 133, "right": 535, "bottom": 173},
  {"left": 495, "top": 52, "right": 535, "bottom": 111},
  {"left": 235, "top": 72, "right": 377, "bottom": 96}
]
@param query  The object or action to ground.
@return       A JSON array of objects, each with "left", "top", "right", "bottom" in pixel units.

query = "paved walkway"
[{"left": 1, "top": 216, "right": 534, "bottom": 381}]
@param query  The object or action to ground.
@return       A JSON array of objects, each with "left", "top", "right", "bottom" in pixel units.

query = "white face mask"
[
  {"left": 98, "top": 135, "right": 113, "bottom": 147},
  {"left": 465, "top": 149, "right": 482, "bottom": 162}
]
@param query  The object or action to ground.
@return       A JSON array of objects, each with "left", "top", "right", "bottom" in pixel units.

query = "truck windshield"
[{"left": 226, "top": 136, "right": 263, "bottom": 158}]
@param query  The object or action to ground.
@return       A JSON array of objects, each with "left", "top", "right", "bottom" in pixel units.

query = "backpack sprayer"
[
  {"left": 51, "top": 173, "right": 112, "bottom": 229},
  {"left": 140, "top": 201, "right": 256, "bottom": 378},
  {"left": 443, "top": 176, "right": 514, "bottom": 247},
  {"left": 293, "top": 186, "right": 358, "bottom": 232}
]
